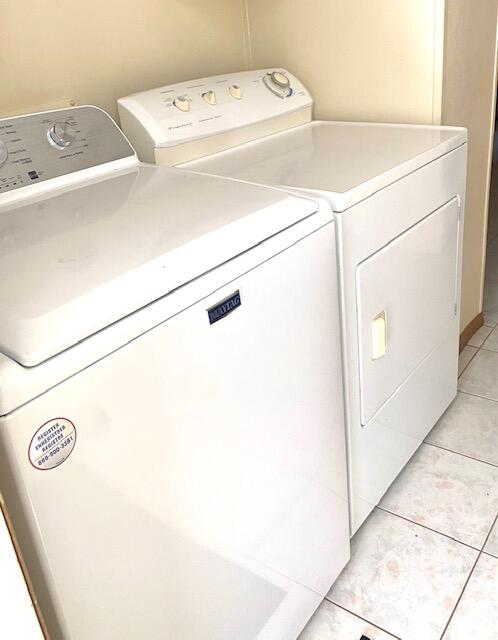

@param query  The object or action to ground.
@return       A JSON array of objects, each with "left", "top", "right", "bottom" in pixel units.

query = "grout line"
[
  {"left": 375, "top": 506, "right": 481, "bottom": 552},
  {"left": 458, "top": 388, "right": 498, "bottom": 403},
  {"left": 438, "top": 512, "right": 498, "bottom": 639},
  {"left": 423, "top": 440, "right": 498, "bottom": 469},
  {"left": 437, "top": 550, "right": 481, "bottom": 639},
  {"left": 458, "top": 345, "right": 479, "bottom": 378},
  {"left": 481, "top": 512, "right": 498, "bottom": 552},
  {"left": 322, "top": 598, "right": 403, "bottom": 640},
  {"left": 327, "top": 334, "right": 496, "bottom": 640},
  {"left": 467, "top": 325, "right": 494, "bottom": 349},
  {"left": 479, "top": 346, "right": 498, "bottom": 354}
]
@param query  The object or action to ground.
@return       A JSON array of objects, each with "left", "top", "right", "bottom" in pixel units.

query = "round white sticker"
[{"left": 29, "top": 418, "right": 77, "bottom": 471}]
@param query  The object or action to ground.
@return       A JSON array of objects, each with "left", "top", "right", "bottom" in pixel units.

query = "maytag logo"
[{"left": 208, "top": 291, "right": 241, "bottom": 325}]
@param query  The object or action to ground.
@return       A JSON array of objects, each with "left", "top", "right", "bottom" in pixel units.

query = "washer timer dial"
[
  {"left": 0, "top": 140, "right": 8, "bottom": 167},
  {"left": 271, "top": 71, "right": 290, "bottom": 89},
  {"left": 48, "top": 122, "right": 77, "bottom": 149},
  {"left": 263, "top": 71, "right": 292, "bottom": 98}
]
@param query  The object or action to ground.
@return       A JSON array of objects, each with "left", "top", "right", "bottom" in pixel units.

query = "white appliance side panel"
[
  {"left": 0, "top": 507, "right": 43, "bottom": 640},
  {"left": 336, "top": 145, "right": 466, "bottom": 533},
  {"left": 356, "top": 198, "right": 459, "bottom": 425},
  {"left": 0, "top": 224, "right": 349, "bottom": 640}
]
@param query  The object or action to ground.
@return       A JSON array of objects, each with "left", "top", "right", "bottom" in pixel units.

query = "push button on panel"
[
  {"left": 202, "top": 90, "right": 217, "bottom": 106},
  {"left": 229, "top": 84, "right": 242, "bottom": 100},
  {"left": 173, "top": 96, "right": 191, "bottom": 112},
  {"left": 0, "top": 140, "right": 8, "bottom": 167}
]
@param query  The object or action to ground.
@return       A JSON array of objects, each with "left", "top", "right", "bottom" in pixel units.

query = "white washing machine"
[
  {"left": 0, "top": 106, "right": 349, "bottom": 639},
  {"left": 118, "top": 68, "right": 468, "bottom": 534}
]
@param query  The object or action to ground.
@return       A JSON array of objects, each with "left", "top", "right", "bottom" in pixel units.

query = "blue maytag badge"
[{"left": 208, "top": 290, "right": 241, "bottom": 324}]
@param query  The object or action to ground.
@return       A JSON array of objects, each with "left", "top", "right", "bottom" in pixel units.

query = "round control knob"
[
  {"left": 202, "top": 90, "right": 217, "bottom": 106},
  {"left": 0, "top": 140, "right": 8, "bottom": 167},
  {"left": 48, "top": 122, "right": 77, "bottom": 148},
  {"left": 229, "top": 84, "right": 242, "bottom": 100},
  {"left": 263, "top": 71, "right": 292, "bottom": 98},
  {"left": 270, "top": 71, "right": 290, "bottom": 89},
  {"left": 173, "top": 96, "right": 191, "bottom": 112}
]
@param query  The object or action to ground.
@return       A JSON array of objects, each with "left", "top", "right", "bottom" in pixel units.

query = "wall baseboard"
[{"left": 459, "top": 312, "right": 484, "bottom": 352}]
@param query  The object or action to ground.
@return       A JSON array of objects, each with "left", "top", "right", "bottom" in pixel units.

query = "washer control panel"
[
  {"left": 0, "top": 106, "right": 135, "bottom": 195},
  {"left": 118, "top": 68, "right": 312, "bottom": 150}
]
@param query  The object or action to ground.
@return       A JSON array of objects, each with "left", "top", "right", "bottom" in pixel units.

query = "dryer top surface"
[{"left": 184, "top": 120, "right": 467, "bottom": 211}]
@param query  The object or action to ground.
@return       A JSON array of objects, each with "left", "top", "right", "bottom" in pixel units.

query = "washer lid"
[
  {"left": 183, "top": 121, "right": 467, "bottom": 211},
  {"left": 0, "top": 164, "right": 318, "bottom": 366}
]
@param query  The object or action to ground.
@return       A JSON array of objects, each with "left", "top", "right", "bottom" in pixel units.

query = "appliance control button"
[
  {"left": 48, "top": 122, "right": 77, "bottom": 148},
  {"left": 271, "top": 71, "right": 290, "bottom": 89},
  {"left": 263, "top": 72, "right": 292, "bottom": 98},
  {"left": 0, "top": 140, "right": 8, "bottom": 167},
  {"left": 202, "top": 90, "right": 217, "bottom": 105},
  {"left": 173, "top": 96, "right": 191, "bottom": 112},
  {"left": 229, "top": 84, "right": 242, "bottom": 100}
]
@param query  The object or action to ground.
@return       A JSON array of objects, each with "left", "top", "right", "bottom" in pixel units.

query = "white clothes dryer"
[
  {"left": 0, "top": 106, "right": 349, "bottom": 639},
  {"left": 118, "top": 69, "right": 468, "bottom": 533}
]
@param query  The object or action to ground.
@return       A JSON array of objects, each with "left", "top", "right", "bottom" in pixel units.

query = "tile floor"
[{"left": 299, "top": 171, "right": 498, "bottom": 640}]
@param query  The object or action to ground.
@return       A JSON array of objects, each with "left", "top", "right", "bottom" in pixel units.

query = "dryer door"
[{"left": 356, "top": 197, "right": 460, "bottom": 426}]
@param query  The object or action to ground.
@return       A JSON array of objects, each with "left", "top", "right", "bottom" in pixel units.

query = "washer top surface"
[
  {"left": 184, "top": 120, "right": 467, "bottom": 211},
  {"left": 0, "top": 164, "right": 317, "bottom": 367}
]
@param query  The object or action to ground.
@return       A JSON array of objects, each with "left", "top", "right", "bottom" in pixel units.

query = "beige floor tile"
[
  {"left": 483, "top": 310, "right": 498, "bottom": 328},
  {"left": 380, "top": 444, "right": 498, "bottom": 548},
  {"left": 469, "top": 325, "right": 493, "bottom": 348},
  {"left": 299, "top": 600, "right": 397, "bottom": 640},
  {"left": 482, "top": 324, "right": 498, "bottom": 351},
  {"left": 484, "top": 520, "right": 498, "bottom": 558},
  {"left": 458, "top": 349, "right": 498, "bottom": 400},
  {"left": 458, "top": 346, "right": 478, "bottom": 376},
  {"left": 442, "top": 554, "right": 498, "bottom": 640},
  {"left": 426, "top": 393, "right": 498, "bottom": 467},
  {"left": 328, "top": 509, "right": 477, "bottom": 640}
]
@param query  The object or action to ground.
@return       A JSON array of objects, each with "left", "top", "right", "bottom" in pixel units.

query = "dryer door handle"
[{"left": 371, "top": 311, "right": 387, "bottom": 360}]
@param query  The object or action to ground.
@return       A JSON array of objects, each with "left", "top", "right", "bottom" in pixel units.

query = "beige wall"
[
  {"left": 246, "top": 0, "right": 445, "bottom": 124},
  {"left": 442, "top": 0, "right": 498, "bottom": 330},
  {"left": 248, "top": 0, "right": 498, "bottom": 331},
  {"left": 0, "top": 0, "right": 250, "bottom": 119},
  {"left": 3, "top": 0, "right": 497, "bottom": 331}
]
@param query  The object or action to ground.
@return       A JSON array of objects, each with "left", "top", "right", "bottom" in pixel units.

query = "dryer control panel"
[
  {"left": 0, "top": 107, "right": 135, "bottom": 195},
  {"left": 117, "top": 69, "right": 312, "bottom": 155}
]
